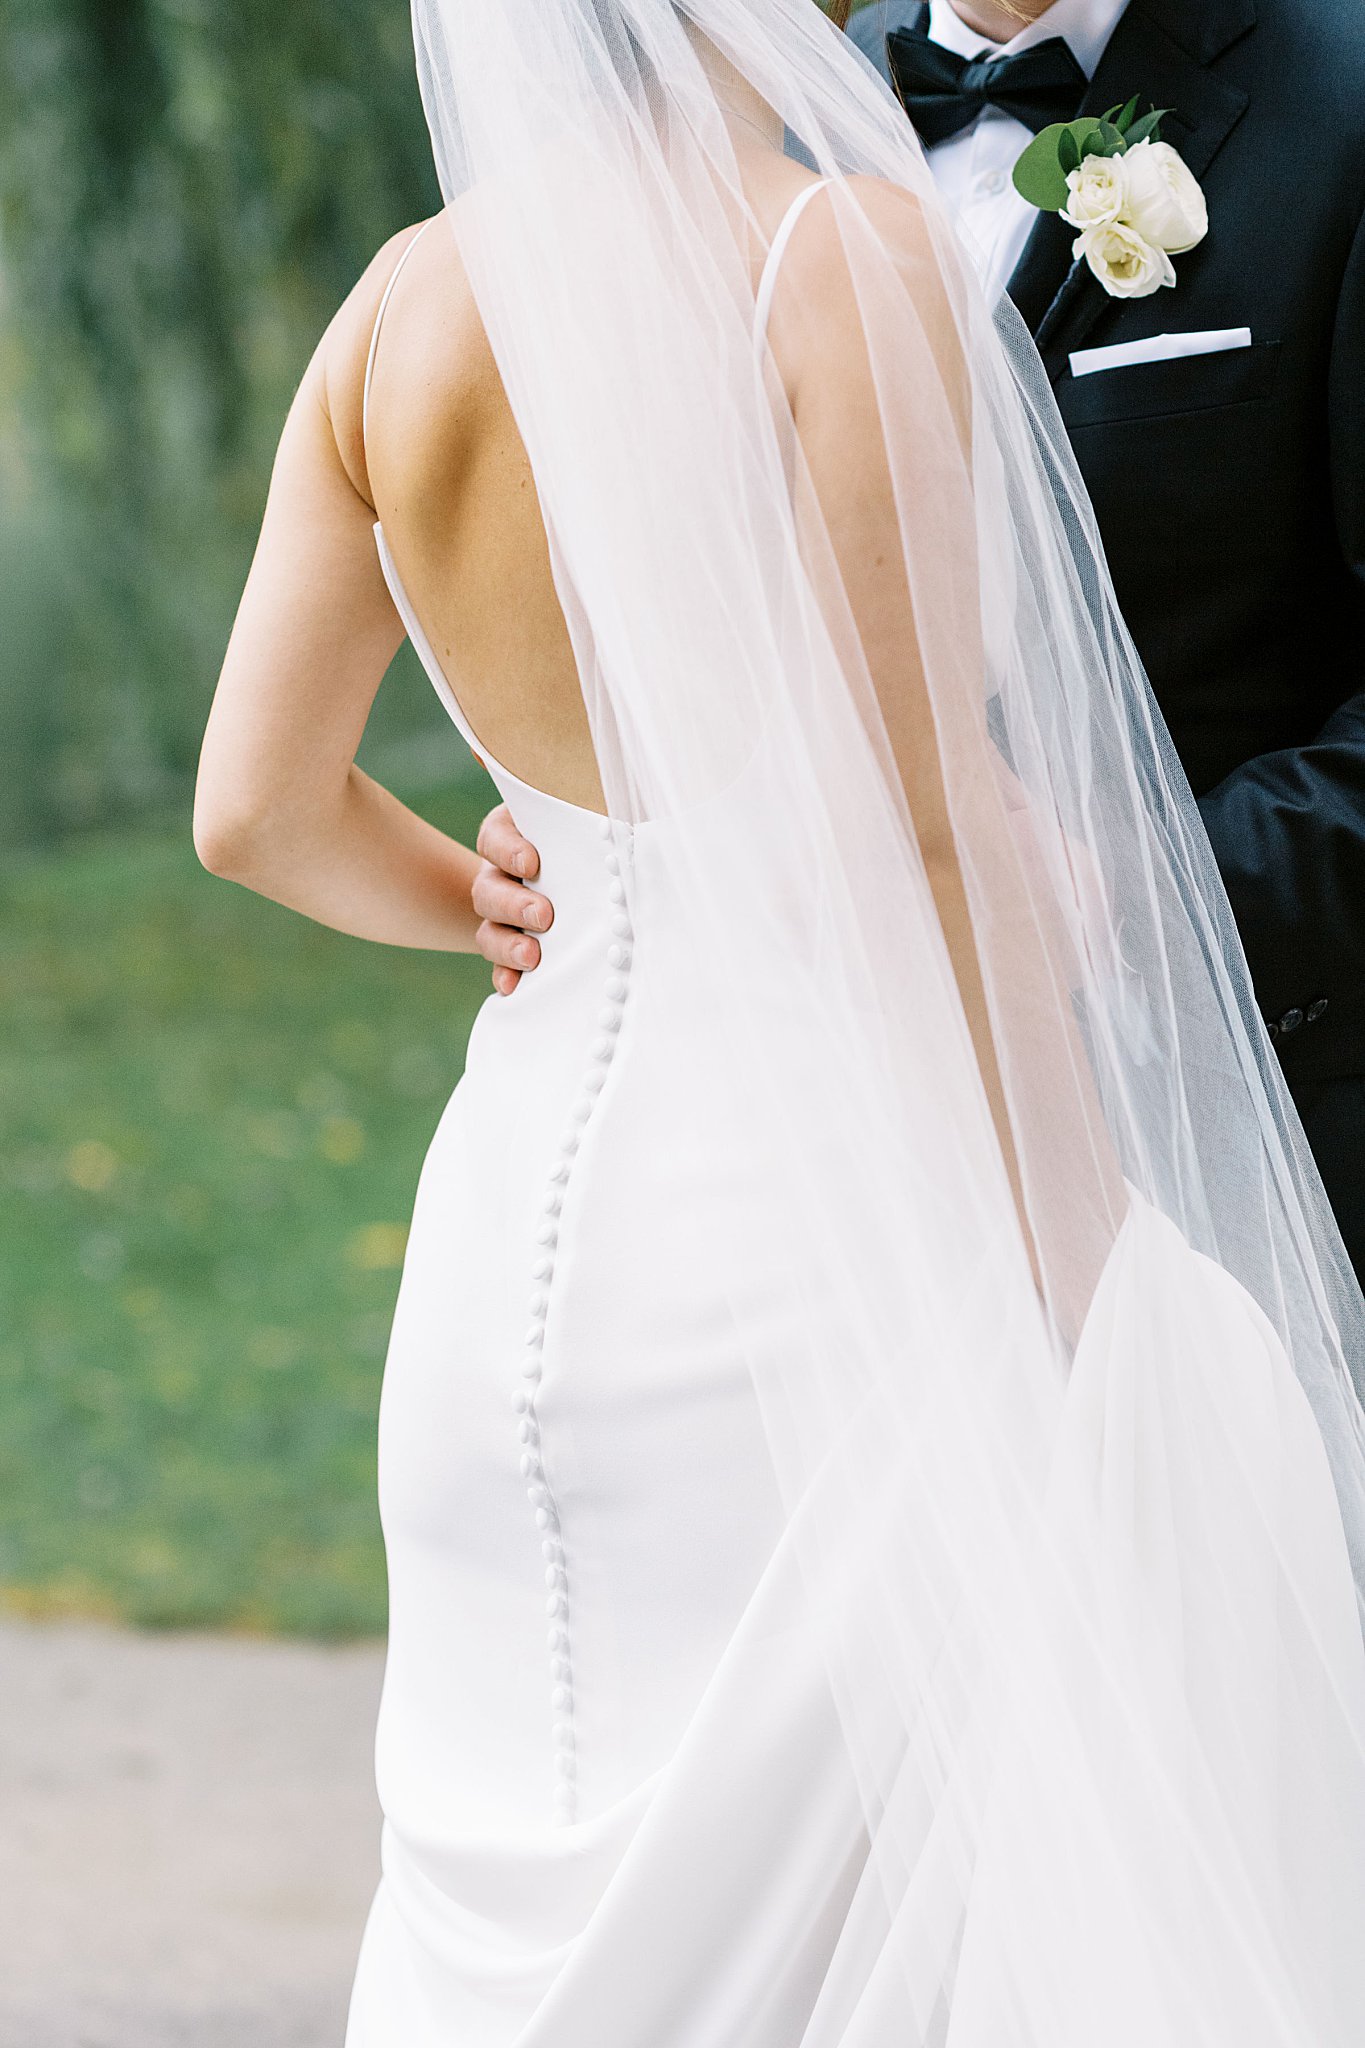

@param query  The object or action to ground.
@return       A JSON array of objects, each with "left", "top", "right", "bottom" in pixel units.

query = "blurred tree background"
[
  {"left": 0, "top": 0, "right": 492, "bottom": 1636},
  {"left": 0, "top": 0, "right": 862, "bottom": 1637},
  {"left": 0, "top": 0, "right": 447, "bottom": 847}
]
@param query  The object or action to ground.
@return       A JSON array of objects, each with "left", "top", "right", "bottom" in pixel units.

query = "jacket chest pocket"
[{"left": 1056, "top": 338, "right": 1282, "bottom": 428}]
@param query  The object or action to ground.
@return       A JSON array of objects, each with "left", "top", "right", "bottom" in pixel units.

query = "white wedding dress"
[
  {"left": 343, "top": 183, "right": 1365, "bottom": 2047},
  {"left": 347, "top": 186, "right": 872, "bottom": 2046}
]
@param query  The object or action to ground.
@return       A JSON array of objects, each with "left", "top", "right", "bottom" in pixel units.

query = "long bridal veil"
[{"left": 409, "top": 0, "right": 1365, "bottom": 2037}]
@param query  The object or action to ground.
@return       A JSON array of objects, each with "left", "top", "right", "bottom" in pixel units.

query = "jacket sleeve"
[{"left": 1197, "top": 201, "right": 1365, "bottom": 1074}]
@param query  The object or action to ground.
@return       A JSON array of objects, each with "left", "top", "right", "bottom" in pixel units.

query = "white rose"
[
  {"left": 1062, "top": 153, "right": 1126, "bottom": 230},
  {"left": 1118, "top": 139, "right": 1208, "bottom": 255},
  {"left": 1074, "top": 221, "right": 1177, "bottom": 299}
]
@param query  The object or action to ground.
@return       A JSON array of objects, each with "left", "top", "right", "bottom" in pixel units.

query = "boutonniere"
[{"left": 1011, "top": 99, "right": 1209, "bottom": 299}]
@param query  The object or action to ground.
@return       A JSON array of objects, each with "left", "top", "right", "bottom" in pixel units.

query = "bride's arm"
[{"left": 195, "top": 237, "right": 549, "bottom": 971}]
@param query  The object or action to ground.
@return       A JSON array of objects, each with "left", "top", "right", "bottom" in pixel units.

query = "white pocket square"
[{"left": 1069, "top": 328, "right": 1253, "bottom": 379}]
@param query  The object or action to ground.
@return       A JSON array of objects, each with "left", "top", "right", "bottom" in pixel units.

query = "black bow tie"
[{"left": 886, "top": 28, "right": 1088, "bottom": 147}]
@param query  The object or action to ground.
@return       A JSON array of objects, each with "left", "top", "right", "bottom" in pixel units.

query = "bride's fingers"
[
  {"left": 472, "top": 863, "right": 554, "bottom": 939},
  {"left": 476, "top": 915, "right": 541, "bottom": 983},
  {"left": 476, "top": 802, "right": 541, "bottom": 882},
  {"left": 472, "top": 809, "right": 552, "bottom": 995}
]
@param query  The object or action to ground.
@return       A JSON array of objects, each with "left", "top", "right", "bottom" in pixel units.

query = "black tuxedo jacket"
[{"left": 850, "top": 0, "right": 1365, "bottom": 1126}]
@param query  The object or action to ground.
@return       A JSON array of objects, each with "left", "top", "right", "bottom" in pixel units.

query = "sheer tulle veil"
[{"left": 407, "top": 0, "right": 1365, "bottom": 2036}]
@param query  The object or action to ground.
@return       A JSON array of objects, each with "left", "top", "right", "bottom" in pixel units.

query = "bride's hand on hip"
[{"left": 474, "top": 805, "right": 552, "bottom": 994}]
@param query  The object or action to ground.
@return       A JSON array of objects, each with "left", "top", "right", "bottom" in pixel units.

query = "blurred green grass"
[{"left": 0, "top": 774, "right": 495, "bottom": 1637}]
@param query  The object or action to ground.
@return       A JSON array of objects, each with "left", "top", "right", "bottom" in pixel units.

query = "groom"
[{"left": 470, "top": 0, "right": 1365, "bottom": 1269}]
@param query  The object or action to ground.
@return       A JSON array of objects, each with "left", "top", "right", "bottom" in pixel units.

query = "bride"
[{"left": 195, "top": 0, "right": 1365, "bottom": 2041}]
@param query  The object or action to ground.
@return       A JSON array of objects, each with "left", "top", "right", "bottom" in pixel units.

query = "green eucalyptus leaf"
[
  {"left": 1085, "top": 118, "right": 1126, "bottom": 158},
  {"left": 1012, "top": 123, "right": 1076, "bottom": 210},
  {"left": 1115, "top": 93, "right": 1140, "bottom": 134},
  {"left": 1057, "top": 126, "right": 1080, "bottom": 174},
  {"left": 1125, "top": 107, "right": 1170, "bottom": 147}
]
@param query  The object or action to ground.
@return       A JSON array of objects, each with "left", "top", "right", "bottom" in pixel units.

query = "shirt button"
[{"left": 977, "top": 168, "right": 1006, "bottom": 196}]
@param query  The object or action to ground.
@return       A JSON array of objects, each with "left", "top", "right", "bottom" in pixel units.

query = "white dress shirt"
[{"left": 923, "top": 0, "right": 1130, "bottom": 301}]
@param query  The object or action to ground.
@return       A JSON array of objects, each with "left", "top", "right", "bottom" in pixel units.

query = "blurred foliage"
[
  {"left": 0, "top": 775, "right": 494, "bottom": 1636},
  {"left": 0, "top": 0, "right": 442, "bottom": 849},
  {"left": 0, "top": 0, "right": 869, "bottom": 1636},
  {"left": 0, "top": 0, "right": 866, "bottom": 850}
]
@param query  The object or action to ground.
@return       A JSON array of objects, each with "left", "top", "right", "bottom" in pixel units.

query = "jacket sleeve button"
[
  {"left": 1277, "top": 1008, "right": 1305, "bottom": 1034},
  {"left": 1306, "top": 998, "right": 1328, "bottom": 1023}
]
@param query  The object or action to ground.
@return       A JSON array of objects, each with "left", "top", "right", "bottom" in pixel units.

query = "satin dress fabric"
[{"left": 346, "top": 188, "right": 880, "bottom": 2046}]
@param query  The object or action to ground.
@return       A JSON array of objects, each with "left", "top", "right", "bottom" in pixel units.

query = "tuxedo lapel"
[
  {"left": 1009, "top": 0, "right": 1255, "bottom": 373},
  {"left": 1005, "top": 210, "right": 1076, "bottom": 339}
]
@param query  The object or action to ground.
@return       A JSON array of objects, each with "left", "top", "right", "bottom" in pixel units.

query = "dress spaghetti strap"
[
  {"left": 753, "top": 178, "right": 832, "bottom": 341},
  {"left": 367, "top": 188, "right": 825, "bottom": 456},
  {"left": 362, "top": 217, "right": 439, "bottom": 459}
]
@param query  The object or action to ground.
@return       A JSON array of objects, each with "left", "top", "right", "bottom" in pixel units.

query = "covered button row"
[{"left": 528, "top": 822, "right": 632, "bottom": 1829}]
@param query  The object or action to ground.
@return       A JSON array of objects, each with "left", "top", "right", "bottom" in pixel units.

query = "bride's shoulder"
[
  {"left": 770, "top": 174, "right": 949, "bottom": 376},
  {"left": 800, "top": 173, "right": 938, "bottom": 270},
  {"left": 776, "top": 174, "right": 943, "bottom": 307},
  {"left": 314, "top": 210, "right": 475, "bottom": 500}
]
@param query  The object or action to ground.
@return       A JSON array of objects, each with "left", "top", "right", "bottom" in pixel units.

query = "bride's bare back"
[
  {"left": 336, "top": 151, "right": 821, "bottom": 814},
  {"left": 193, "top": 141, "right": 835, "bottom": 976},
  {"left": 357, "top": 218, "right": 604, "bottom": 812},
  {"left": 195, "top": 136, "right": 958, "bottom": 988}
]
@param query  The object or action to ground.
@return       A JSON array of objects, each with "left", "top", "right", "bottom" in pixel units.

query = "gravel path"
[{"left": 0, "top": 1618, "right": 385, "bottom": 2048}]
